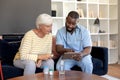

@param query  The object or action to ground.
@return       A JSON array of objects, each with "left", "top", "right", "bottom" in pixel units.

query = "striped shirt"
[{"left": 14, "top": 30, "right": 52, "bottom": 62}]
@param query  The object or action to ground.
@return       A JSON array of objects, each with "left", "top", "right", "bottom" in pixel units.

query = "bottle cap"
[{"left": 49, "top": 69, "right": 54, "bottom": 75}]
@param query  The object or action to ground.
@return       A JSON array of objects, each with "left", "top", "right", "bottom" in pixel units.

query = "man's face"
[{"left": 66, "top": 16, "right": 78, "bottom": 33}]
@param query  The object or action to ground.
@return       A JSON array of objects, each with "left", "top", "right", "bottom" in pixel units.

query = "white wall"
[
  {"left": 0, "top": 0, "right": 51, "bottom": 34},
  {"left": 118, "top": 1, "right": 120, "bottom": 64}
]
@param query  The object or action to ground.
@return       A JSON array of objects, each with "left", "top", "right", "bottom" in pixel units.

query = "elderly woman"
[{"left": 13, "top": 13, "right": 54, "bottom": 75}]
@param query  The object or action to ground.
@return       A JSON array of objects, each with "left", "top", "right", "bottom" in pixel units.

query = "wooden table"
[{"left": 8, "top": 71, "right": 108, "bottom": 80}]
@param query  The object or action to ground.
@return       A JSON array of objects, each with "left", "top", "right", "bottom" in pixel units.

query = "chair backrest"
[
  {"left": 2, "top": 33, "right": 24, "bottom": 42},
  {"left": 91, "top": 46, "right": 108, "bottom": 61},
  {"left": 91, "top": 46, "right": 108, "bottom": 75},
  {"left": 0, "top": 40, "right": 21, "bottom": 65}
]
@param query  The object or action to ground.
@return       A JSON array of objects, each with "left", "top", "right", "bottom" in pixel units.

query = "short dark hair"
[{"left": 67, "top": 11, "right": 79, "bottom": 19}]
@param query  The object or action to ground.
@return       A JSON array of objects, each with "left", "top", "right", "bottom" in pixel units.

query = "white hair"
[{"left": 36, "top": 13, "right": 53, "bottom": 29}]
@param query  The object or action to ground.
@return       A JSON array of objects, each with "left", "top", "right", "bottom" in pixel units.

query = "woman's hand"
[
  {"left": 38, "top": 54, "right": 52, "bottom": 60},
  {"left": 36, "top": 59, "right": 42, "bottom": 68}
]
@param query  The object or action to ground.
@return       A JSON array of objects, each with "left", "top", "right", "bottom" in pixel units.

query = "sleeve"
[
  {"left": 56, "top": 30, "right": 64, "bottom": 45},
  {"left": 52, "top": 36, "right": 60, "bottom": 59},
  {"left": 19, "top": 32, "right": 38, "bottom": 62},
  {"left": 82, "top": 29, "right": 92, "bottom": 47}
]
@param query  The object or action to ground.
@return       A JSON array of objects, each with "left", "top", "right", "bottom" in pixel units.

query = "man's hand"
[
  {"left": 62, "top": 52, "right": 75, "bottom": 59},
  {"left": 71, "top": 53, "right": 83, "bottom": 61},
  {"left": 63, "top": 52, "right": 83, "bottom": 61}
]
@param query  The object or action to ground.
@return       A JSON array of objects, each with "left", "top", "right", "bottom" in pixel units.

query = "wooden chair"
[{"left": 0, "top": 60, "right": 4, "bottom": 80}]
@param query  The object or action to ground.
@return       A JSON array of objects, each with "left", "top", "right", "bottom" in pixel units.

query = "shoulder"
[
  {"left": 24, "top": 30, "right": 35, "bottom": 37},
  {"left": 23, "top": 30, "right": 35, "bottom": 39},
  {"left": 77, "top": 25, "right": 86, "bottom": 30},
  {"left": 57, "top": 27, "right": 66, "bottom": 34},
  {"left": 77, "top": 25, "right": 89, "bottom": 33},
  {"left": 46, "top": 33, "right": 52, "bottom": 37},
  {"left": 25, "top": 30, "right": 34, "bottom": 35}
]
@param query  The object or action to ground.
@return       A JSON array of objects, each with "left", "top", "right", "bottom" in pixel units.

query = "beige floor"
[{"left": 108, "top": 64, "right": 120, "bottom": 79}]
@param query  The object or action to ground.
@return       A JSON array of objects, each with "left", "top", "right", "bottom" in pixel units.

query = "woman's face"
[{"left": 39, "top": 24, "right": 52, "bottom": 34}]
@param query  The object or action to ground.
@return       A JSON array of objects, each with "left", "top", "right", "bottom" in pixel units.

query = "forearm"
[
  {"left": 19, "top": 32, "right": 38, "bottom": 61},
  {"left": 19, "top": 44, "right": 38, "bottom": 61},
  {"left": 80, "top": 46, "right": 92, "bottom": 57},
  {"left": 20, "top": 53, "right": 38, "bottom": 62},
  {"left": 20, "top": 45, "right": 38, "bottom": 61},
  {"left": 56, "top": 48, "right": 67, "bottom": 55},
  {"left": 37, "top": 54, "right": 52, "bottom": 60},
  {"left": 56, "top": 45, "right": 74, "bottom": 55},
  {"left": 37, "top": 54, "right": 44, "bottom": 60}
]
